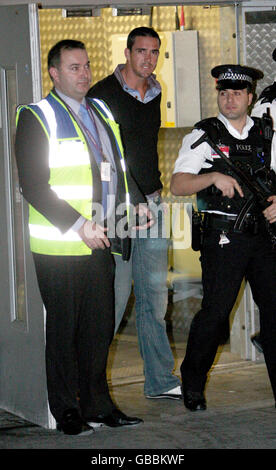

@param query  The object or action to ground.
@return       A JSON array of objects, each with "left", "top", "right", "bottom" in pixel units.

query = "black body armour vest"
[{"left": 195, "top": 117, "right": 272, "bottom": 214}]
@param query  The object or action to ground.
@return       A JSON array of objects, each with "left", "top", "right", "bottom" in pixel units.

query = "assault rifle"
[{"left": 191, "top": 111, "right": 276, "bottom": 243}]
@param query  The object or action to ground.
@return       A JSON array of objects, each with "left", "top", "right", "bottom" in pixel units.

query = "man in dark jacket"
[
  {"left": 88, "top": 27, "right": 182, "bottom": 400},
  {"left": 15, "top": 39, "right": 150, "bottom": 435}
]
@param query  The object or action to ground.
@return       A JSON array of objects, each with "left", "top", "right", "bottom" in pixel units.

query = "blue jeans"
[{"left": 114, "top": 197, "right": 180, "bottom": 396}]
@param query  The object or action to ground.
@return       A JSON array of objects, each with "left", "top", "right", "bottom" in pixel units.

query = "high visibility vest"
[{"left": 16, "top": 92, "right": 130, "bottom": 256}]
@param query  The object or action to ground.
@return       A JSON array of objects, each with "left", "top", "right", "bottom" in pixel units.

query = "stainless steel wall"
[{"left": 243, "top": 8, "right": 276, "bottom": 96}]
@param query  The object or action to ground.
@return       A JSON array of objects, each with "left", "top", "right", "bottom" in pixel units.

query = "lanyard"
[{"left": 83, "top": 103, "right": 104, "bottom": 157}]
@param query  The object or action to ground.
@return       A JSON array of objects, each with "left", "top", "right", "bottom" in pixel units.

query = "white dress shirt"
[{"left": 251, "top": 88, "right": 276, "bottom": 172}]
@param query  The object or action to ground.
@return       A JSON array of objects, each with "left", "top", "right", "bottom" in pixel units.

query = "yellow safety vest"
[{"left": 16, "top": 92, "right": 129, "bottom": 256}]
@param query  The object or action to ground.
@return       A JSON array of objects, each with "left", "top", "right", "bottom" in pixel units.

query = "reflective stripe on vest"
[
  {"left": 90, "top": 98, "right": 130, "bottom": 214},
  {"left": 29, "top": 224, "right": 80, "bottom": 241}
]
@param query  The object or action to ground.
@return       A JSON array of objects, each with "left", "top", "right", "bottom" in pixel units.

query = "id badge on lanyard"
[{"left": 101, "top": 161, "right": 111, "bottom": 182}]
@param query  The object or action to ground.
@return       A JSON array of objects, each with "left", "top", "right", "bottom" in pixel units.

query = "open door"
[{"left": 0, "top": 4, "right": 54, "bottom": 428}]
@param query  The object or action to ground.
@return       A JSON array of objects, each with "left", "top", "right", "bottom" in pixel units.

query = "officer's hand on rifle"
[
  {"left": 212, "top": 172, "right": 244, "bottom": 198},
  {"left": 263, "top": 195, "right": 276, "bottom": 224}
]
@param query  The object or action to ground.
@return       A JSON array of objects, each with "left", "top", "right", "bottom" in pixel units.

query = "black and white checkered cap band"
[{"left": 218, "top": 72, "right": 253, "bottom": 84}]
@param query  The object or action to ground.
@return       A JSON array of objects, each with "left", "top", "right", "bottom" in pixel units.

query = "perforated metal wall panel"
[{"left": 243, "top": 10, "right": 276, "bottom": 96}]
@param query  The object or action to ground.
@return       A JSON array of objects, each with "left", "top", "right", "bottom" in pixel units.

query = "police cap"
[{"left": 211, "top": 64, "right": 263, "bottom": 90}]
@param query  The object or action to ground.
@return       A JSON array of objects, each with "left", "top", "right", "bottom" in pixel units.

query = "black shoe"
[
  {"left": 56, "top": 409, "right": 94, "bottom": 436},
  {"left": 251, "top": 333, "right": 263, "bottom": 354},
  {"left": 87, "top": 408, "right": 143, "bottom": 428},
  {"left": 183, "top": 390, "right": 207, "bottom": 412}
]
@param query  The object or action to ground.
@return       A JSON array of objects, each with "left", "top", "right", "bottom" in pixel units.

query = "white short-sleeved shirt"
[
  {"left": 173, "top": 111, "right": 276, "bottom": 216},
  {"left": 173, "top": 112, "right": 276, "bottom": 175},
  {"left": 251, "top": 94, "right": 276, "bottom": 131},
  {"left": 173, "top": 113, "right": 256, "bottom": 175}
]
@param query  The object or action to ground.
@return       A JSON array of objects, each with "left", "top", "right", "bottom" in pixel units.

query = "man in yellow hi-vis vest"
[{"left": 15, "top": 39, "right": 152, "bottom": 435}]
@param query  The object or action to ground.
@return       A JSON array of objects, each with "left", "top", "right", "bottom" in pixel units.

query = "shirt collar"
[
  {"left": 54, "top": 88, "right": 86, "bottom": 115},
  {"left": 114, "top": 64, "right": 161, "bottom": 101},
  {"left": 218, "top": 112, "right": 254, "bottom": 139}
]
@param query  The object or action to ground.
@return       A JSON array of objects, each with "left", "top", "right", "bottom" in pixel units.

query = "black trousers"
[
  {"left": 33, "top": 249, "right": 116, "bottom": 423},
  {"left": 181, "top": 225, "right": 276, "bottom": 399}
]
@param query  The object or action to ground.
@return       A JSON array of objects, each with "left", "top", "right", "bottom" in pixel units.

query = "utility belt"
[
  {"left": 192, "top": 211, "right": 263, "bottom": 251},
  {"left": 204, "top": 212, "right": 261, "bottom": 234}
]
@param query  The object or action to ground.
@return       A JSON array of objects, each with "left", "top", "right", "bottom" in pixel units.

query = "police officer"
[
  {"left": 252, "top": 47, "right": 276, "bottom": 129},
  {"left": 171, "top": 64, "right": 276, "bottom": 411},
  {"left": 250, "top": 47, "right": 276, "bottom": 354}
]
